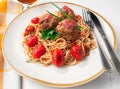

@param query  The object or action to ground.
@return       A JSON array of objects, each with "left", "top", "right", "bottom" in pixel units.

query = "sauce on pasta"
[{"left": 22, "top": 4, "right": 96, "bottom": 67}]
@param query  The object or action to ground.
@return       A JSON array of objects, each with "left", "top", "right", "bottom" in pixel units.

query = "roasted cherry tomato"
[
  {"left": 52, "top": 49, "right": 64, "bottom": 67},
  {"left": 70, "top": 45, "right": 85, "bottom": 60},
  {"left": 75, "top": 15, "right": 82, "bottom": 22},
  {"left": 24, "top": 25, "right": 35, "bottom": 36},
  {"left": 25, "top": 36, "right": 38, "bottom": 47},
  {"left": 32, "top": 44, "right": 45, "bottom": 59},
  {"left": 31, "top": 17, "right": 40, "bottom": 24}
]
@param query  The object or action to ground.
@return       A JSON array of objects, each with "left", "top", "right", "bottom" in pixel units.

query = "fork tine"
[
  {"left": 82, "top": 8, "right": 89, "bottom": 22},
  {"left": 85, "top": 9, "right": 90, "bottom": 22},
  {"left": 82, "top": 8, "right": 87, "bottom": 22},
  {"left": 87, "top": 9, "right": 92, "bottom": 22},
  {"left": 82, "top": 8, "right": 93, "bottom": 28}
]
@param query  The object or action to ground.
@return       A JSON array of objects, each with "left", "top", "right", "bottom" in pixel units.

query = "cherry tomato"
[
  {"left": 31, "top": 17, "right": 40, "bottom": 24},
  {"left": 70, "top": 45, "right": 85, "bottom": 60},
  {"left": 75, "top": 15, "right": 82, "bottom": 22},
  {"left": 32, "top": 44, "right": 45, "bottom": 59},
  {"left": 25, "top": 36, "right": 38, "bottom": 47},
  {"left": 52, "top": 49, "right": 64, "bottom": 67},
  {"left": 24, "top": 25, "right": 35, "bottom": 36}
]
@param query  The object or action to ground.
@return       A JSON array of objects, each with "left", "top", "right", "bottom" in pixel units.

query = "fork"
[{"left": 82, "top": 8, "right": 111, "bottom": 71}]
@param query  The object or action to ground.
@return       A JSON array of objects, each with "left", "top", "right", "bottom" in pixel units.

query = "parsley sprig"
[{"left": 41, "top": 29, "right": 60, "bottom": 40}]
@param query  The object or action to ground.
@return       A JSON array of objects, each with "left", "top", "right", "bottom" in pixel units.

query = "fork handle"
[{"left": 101, "top": 33, "right": 120, "bottom": 74}]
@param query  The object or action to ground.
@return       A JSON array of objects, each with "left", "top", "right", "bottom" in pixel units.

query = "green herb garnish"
[
  {"left": 78, "top": 25, "right": 82, "bottom": 31},
  {"left": 26, "top": 59, "right": 32, "bottom": 63},
  {"left": 41, "top": 29, "right": 60, "bottom": 40},
  {"left": 46, "top": 10, "right": 62, "bottom": 20},
  {"left": 50, "top": 2, "right": 71, "bottom": 19}
]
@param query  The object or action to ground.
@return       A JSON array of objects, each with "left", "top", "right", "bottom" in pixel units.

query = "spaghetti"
[{"left": 22, "top": 4, "right": 96, "bottom": 67}]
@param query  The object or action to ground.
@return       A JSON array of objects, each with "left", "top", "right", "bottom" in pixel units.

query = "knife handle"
[
  {"left": 98, "top": 43, "right": 111, "bottom": 71},
  {"left": 93, "top": 31, "right": 111, "bottom": 71},
  {"left": 102, "top": 35, "right": 120, "bottom": 74}
]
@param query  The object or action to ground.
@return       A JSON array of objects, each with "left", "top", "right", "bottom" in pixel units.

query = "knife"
[
  {"left": 98, "top": 42, "right": 111, "bottom": 71},
  {"left": 90, "top": 12, "right": 120, "bottom": 74}
]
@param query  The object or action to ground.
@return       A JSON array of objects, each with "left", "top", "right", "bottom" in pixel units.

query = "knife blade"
[{"left": 90, "top": 12, "right": 120, "bottom": 74}]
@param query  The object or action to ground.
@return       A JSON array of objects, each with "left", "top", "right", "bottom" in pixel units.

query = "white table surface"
[{"left": 20, "top": 0, "right": 120, "bottom": 89}]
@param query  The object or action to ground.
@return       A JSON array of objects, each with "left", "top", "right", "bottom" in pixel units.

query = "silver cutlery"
[
  {"left": 82, "top": 8, "right": 111, "bottom": 71},
  {"left": 90, "top": 11, "right": 120, "bottom": 74}
]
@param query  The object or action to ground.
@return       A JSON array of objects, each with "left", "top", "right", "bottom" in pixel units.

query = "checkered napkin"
[{"left": 0, "top": 0, "right": 22, "bottom": 89}]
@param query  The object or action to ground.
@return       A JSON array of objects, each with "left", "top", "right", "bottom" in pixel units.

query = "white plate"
[{"left": 2, "top": 2, "right": 117, "bottom": 87}]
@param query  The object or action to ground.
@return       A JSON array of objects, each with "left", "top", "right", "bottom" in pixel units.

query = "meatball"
[
  {"left": 56, "top": 19, "right": 78, "bottom": 35},
  {"left": 39, "top": 13, "right": 59, "bottom": 30},
  {"left": 56, "top": 6, "right": 76, "bottom": 20},
  {"left": 56, "top": 19, "right": 79, "bottom": 48}
]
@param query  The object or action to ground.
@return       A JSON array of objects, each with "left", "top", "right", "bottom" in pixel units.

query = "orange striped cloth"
[{"left": 0, "top": 0, "right": 21, "bottom": 89}]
